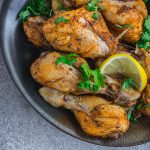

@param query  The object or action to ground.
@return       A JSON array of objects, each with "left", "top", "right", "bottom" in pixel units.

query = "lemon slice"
[{"left": 100, "top": 54, "right": 147, "bottom": 92}]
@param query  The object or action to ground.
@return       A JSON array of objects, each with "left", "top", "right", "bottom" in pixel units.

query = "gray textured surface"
[{"left": 0, "top": 1, "right": 150, "bottom": 150}]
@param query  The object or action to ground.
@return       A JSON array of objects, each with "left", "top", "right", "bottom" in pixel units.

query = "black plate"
[{"left": 0, "top": 0, "right": 150, "bottom": 147}]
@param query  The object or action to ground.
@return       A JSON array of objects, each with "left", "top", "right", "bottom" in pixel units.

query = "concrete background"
[{"left": 0, "top": 0, "right": 150, "bottom": 149}]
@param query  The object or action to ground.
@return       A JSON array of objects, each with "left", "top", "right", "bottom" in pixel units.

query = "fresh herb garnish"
[
  {"left": 127, "top": 99, "right": 150, "bottom": 122},
  {"left": 79, "top": 64, "right": 105, "bottom": 92},
  {"left": 127, "top": 106, "right": 138, "bottom": 122},
  {"left": 19, "top": 0, "right": 52, "bottom": 22},
  {"left": 86, "top": 0, "right": 101, "bottom": 12},
  {"left": 122, "top": 78, "right": 136, "bottom": 90},
  {"left": 55, "top": 53, "right": 78, "bottom": 65},
  {"left": 137, "top": 16, "right": 150, "bottom": 51},
  {"left": 92, "top": 13, "right": 99, "bottom": 20},
  {"left": 144, "top": 104, "right": 150, "bottom": 108},
  {"left": 144, "top": 0, "right": 148, "bottom": 4},
  {"left": 114, "top": 24, "right": 132, "bottom": 29},
  {"left": 54, "top": 16, "right": 70, "bottom": 25}
]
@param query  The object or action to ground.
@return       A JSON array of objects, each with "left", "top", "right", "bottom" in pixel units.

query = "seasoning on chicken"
[
  {"left": 39, "top": 87, "right": 129, "bottom": 138},
  {"left": 100, "top": 0, "right": 148, "bottom": 43},
  {"left": 23, "top": 16, "right": 50, "bottom": 47},
  {"left": 43, "top": 7, "right": 118, "bottom": 59},
  {"left": 31, "top": 52, "right": 141, "bottom": 107},
  {"left": 30, "top": 51, "right": 83, "bottom": 93},
  {"left": 55, "top": 0, "right": 147, "bottom": 43},
  {"left": 142, "top": 84, "right": 150, "bottom": 116}
]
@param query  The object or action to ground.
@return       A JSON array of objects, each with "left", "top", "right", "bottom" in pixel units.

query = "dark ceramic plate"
[{"left": 0, "top": 0, "right": 150, "bottom": 147}]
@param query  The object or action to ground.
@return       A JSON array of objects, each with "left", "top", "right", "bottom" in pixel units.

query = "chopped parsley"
[
  {"left": 55, "top": 53, "right": 78, "bottom": 65},
  {"left": 19, "top": 0, "right": 52, "bottom": 22},
  {"left": 86, "top": 0, "right": 101, "bottom": 12},
  {"left": 137, "top": 16, "right": 150, "bottom": 51},
  {"left": 92, "top": 13, "right": 99, "bottom": 20},
  {"left": 122, "top": 78, "right": 136, "bottom": 90},
  {"left": 54, "top": 16, "right": 70, "bottom": 25},
  {"left": 114, "top": 24, "right": 132, "bottom": 29},
  {"left": 79, "top": 64, "right": 105, "bottom": 92}
]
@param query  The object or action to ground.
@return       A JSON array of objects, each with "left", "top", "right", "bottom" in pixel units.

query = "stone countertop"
[{"left": 0, "top": 0, "right": 150, "bottom": 149}]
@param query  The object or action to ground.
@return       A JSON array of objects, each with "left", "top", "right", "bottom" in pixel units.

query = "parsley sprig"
[
  {"left": 122, "top": 78, "right": 136, "bottom": 90},
  {"left": 137, "top": 16, "right": 150, "bottom": 51},
  {"left": 86, "top": 0, "right": 101, "bottom": 12},
  {"left": 79, "top": 64, "right": 105, "bottom": 92},
  {"left": 55, "top": 53, "right": 78, "bottom": 65},
  {"left": 19, "top": 0, "right": 52, "bottom": 22},
  {"left": 54, "top": 16, "right": 70, "bottom": 25}
]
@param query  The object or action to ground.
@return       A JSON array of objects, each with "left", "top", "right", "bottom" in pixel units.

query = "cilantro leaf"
[
  {"left": 79, "top": 64, "right": 105, "bottom": 92},
  {"left": 92, "top": 13, "right": 99, "bottom": 20},
  {"left": 19, "top": 0, "right": 52, "bottom": 22},
  {"left": 122, "top": 78, "right": 135, "bottom": 90},
  {"left": 137, "top": 16, "right": 150, "bottom": 51},
  {"left": 86, "top": 0, "right": 101, "bottom": 12},
  {"left": 114, "top": 24, "right": 132, "bottom": 29},
  {"left": 55, "top": 53, "right": 78, "bottom": 65},
  {"left": 54, "top": 16, "right": 70, "bottom": 25}
]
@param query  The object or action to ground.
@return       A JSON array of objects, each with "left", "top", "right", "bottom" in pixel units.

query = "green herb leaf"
[
  {"left": 92, "top": 13, "right": 99, "bottom": 20},
  {"left": 114, "top": 24, "right": 132, "bottom": 29},
  {"left": 55, "top": 53, "right": 78, "bottom": 65},
  {"left": 80, "top": 64, "right": 91, "bottom": 79},
  {"left": 54, "top": 16, "right": 70, "bottom": 25},
  {"left": 127, "top": 106, "right": 135, "bottom": 120},
  {"left": 19, "top": 0, "right": 52, "bottom": 22},
  {"left": 144, "top": 104, "right": 150, "bottom": 108},
  {"left": 144, "top": 0, "right": 148, "bottom": 4},
  {"left": 122, "top": 78, "right": 136, "bottom": 90},
  {"left": 86, "top": 0, "right": 101, "bottom": 12},
  {"left": 79, "top": 64, "right": 105, "bottom": 92},
  {"left": 137, "top": 16, "right": 150, "bottom": 51},
  {"left": 127, "top": 99, "right": 146, "bottom": 122},
  {"left": 91, "top": 69, "right": 105, "bottom": 88}
]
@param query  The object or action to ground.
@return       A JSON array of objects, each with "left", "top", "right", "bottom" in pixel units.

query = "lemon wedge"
[{"left": 100, "top": 54, "right": 147, "bottom": 92}]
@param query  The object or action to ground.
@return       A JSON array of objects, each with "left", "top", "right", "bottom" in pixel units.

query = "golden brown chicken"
[
  {"left": 31, "top": 51, "right": 141, "bottom": 106},
  {"left": 54, "top": 0, "right": 147, "bottom": 43},
  {"left": 39, "top": 87, "right": 129, "bottom": 138},
  {"left": 100, "top": 0, "right": 148, "bottom": 43},
  {"left": 43, "top": 7, "right": 118, "bottom": 59},
  {"left": 23, "top": 16, "right": 50, "bottom": 47},
  {"left": 31, "top": 51, "right": 83, "bottom": 93}
]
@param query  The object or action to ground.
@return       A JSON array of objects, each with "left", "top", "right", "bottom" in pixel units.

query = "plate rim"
[{"left": 0, "top": 0, "right": 149, "bottom": 147}]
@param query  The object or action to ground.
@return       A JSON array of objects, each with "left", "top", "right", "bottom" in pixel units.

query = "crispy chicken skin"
[
  {"left": 100, "top": 0, "right": 148, "bottom": 43},
  {"left": 30, "top": 52, "right": 82, "bottom": 93},
  {"left": 43, "top": 7, "right": 117, "bottom": 58},
  {"left": 31, "top": 51, "right": 141, "bottom": 106},
  {"left": 39, "top": 87, "right": 129, "bottom": 138},
  {"left": 23, "top": 16, "right": 49, "bottom": 47},
  {"left": 55, "top": 0, "right": 147, "bottom": 43}
]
